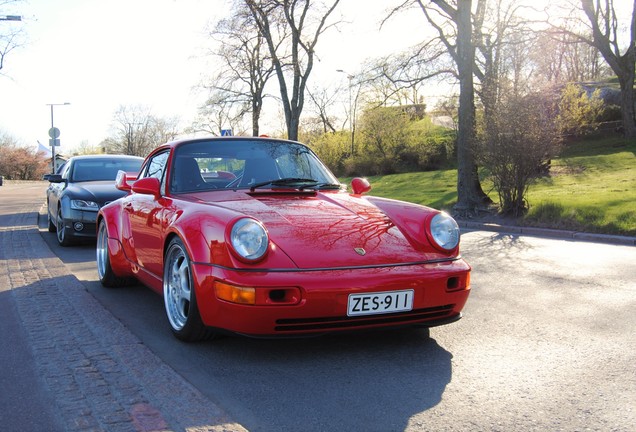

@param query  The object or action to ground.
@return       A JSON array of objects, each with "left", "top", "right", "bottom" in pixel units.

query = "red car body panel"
[
  {"left": 98, "top": 138, "right": 471, "bottom": 337},
  {"left": 191, "top": 259, "right": 470, "bottom": 336}
]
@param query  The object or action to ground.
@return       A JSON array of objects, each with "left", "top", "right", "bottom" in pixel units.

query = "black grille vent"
[{"left": 275, "top": 304, "right": 456, "bottom": 332}]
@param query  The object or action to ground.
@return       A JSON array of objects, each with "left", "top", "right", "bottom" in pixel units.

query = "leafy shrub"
[
  {"left": 479, "top": 92, "right": 562, "bottom": 216},
  {"left": 557, "top": 83, "right": 606, "bottom": 136},
  {"left": 308, "top": 107, "right": 455, "bottom": 177},
  {"left": 306, "top": 131, "right": 349, "bottom": 175}
]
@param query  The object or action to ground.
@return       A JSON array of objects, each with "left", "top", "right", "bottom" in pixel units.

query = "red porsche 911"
[{"left": 96, "top": 137, "right": 471, "bottom": 341}]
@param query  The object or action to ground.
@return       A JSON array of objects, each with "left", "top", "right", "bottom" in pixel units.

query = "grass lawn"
[{"left": 341, "top": 135, "right": 636, "bottom": 236}]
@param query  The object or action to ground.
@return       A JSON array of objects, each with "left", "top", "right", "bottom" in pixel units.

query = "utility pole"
[
  {"left": 337, "top": 69, "right": 355, "bottom": 156},
  {"left": 46, "top": 103, "right": 70, "bottom": 173}
]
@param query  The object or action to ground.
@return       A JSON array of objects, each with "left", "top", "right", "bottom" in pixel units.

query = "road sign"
[
  {"left": 221, "top": 129, "right": 233, "bottom": 137},
  {"left": 49, "top": 139, "right": 60, "bottom": 147},
  {"left": 49, "top": 127, "right": 60, "bottom": 139}
]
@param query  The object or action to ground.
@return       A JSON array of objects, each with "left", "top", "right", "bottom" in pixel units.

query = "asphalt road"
[{"left": 35, "top": 188, "right": 636, "bottom": 431}]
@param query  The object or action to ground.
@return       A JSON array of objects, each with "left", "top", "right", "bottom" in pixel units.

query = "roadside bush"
[
  {"left": 0, "top": 132, "right": 49, "bottom": 180},
  {"left": 557, "top": 83, "right": 605, "bottom": 136},
  {"left": 479, "top": 92, "right": 562, "bottom": 217},
  {"left": 308, "top": 107, "right": 456, "bottom": 177},
  {"left": 414, "top": 134, "right": 453, "bottom": 171},
  {"left": 306, "top": 131, "right": 350, "bottom": 175}
]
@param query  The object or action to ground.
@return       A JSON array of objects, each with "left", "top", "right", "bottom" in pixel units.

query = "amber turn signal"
[{"left": 214, "top": 281, "right": 256, "bottom": 305}]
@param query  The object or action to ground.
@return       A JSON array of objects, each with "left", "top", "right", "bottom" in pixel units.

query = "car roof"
[
  {"left": 67, "top": 154, "right": 144, "bottom": 161},
  {"left": 152, "top": 136, "right": 303, "bottom": 153}
]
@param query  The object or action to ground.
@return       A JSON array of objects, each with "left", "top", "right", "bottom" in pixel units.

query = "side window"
[
  {"left": 146, "top": 152, "right": 169, "bottom": 180},
  {"left": 140, "top": 151, "right": 169, "bottom": 194},
  {"left": 60, "top": 162, "right": 71, "bottom": 179}
]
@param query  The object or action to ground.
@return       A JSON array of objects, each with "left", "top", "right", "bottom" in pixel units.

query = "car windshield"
[
  {"left": 171, "top": 139, "right": 341, "bottom": 193},
  {"left": 70, "top": 159, "right": 143, "bottom": 182}
]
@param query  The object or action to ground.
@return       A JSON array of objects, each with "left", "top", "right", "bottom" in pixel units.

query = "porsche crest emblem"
[{"left": 354, "top": 247, "right": 366, "bottom": 256}]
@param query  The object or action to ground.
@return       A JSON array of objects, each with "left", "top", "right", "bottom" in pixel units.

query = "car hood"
[
  {"left": 204, "top": 191, "right": 439, "bottom": 269},
  {"left": 66, "top": 181, "right": 128, "bottom": 205}
]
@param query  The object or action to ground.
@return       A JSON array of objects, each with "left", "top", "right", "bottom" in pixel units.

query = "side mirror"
[
  {"left": 47, "top": 174, "right": 64, "bottom": 183},
  {"left": 131, "top": 177, "right": 161, "bottom": 198},
  {"left": 351, "top": 177, "right": 371, "bottom": 195},
  {"left": 115, "top": 170, "right": 139, "bottom": 192}
]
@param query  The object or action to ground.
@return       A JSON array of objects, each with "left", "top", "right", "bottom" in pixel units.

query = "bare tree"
[
  {"left": 362, "top": 40, "right": 453, "bottom": 108},
  {"left": 530, "top": 29, "right": 606, "bottom": 84},
  {"left": 244, "top": 0, "right": 341, "bottom": 141},
  {"left": 546, "top": 0, "right": 636, "bottom": 136},
  {"left": 190, "top": 89, "right": 249, "bottom": 136},
  {"left": 103, "top": 105, "right": 179, "bottom": 157},
  {"left": 0, "top": 0, "right": 24, "bottom": 74},
  {"left": 472, "top": 0, "right": 527, "bottom": 124},
  {"left": 580, "top": 0, "right": 636, "bottom": 137},
  {"left": 306, "top": 85, "right": 339, "bottom": 134},
  {"left": 202, "top": 5, "right": 276, "bottom": 136}
]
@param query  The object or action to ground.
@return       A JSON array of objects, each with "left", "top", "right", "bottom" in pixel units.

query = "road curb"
[{"left": 458, "top": 221, "right": 636, "bottom": 246}]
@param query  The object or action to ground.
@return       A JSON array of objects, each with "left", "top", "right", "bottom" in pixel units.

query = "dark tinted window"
[
  {"left": 170, "top": 139, "right": 338, "bottom": 193},
  {"left": 70, "top": 158, "right": 143, "bottom": 182}
]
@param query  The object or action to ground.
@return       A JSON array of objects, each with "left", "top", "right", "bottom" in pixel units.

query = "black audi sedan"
[{"left": 46, "top": 154, "right": 143, "bottom": 246}]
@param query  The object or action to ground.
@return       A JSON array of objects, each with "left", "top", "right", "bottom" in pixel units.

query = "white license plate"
[{"left": 347, "top": 290, "right": 414, "bottom": 317}]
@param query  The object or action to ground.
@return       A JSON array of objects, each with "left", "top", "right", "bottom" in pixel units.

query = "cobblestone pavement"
[{"left": 0, "top": 184, "right": 247, "bottom": 432}]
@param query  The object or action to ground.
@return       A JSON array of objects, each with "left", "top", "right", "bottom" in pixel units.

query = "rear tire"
[
  {"left": 47, "top": 206, "right": 56, "bottom": 232},
  {"left": 96, "top": 220, "right": 130, "bottom": 288},
  {"left": 163, "top": 237, "right": 210, "bottom": 342}
]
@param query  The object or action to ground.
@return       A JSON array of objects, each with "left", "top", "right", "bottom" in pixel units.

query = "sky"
[{"left": 0, "top": 0, "right": 426, "bottom": 154}]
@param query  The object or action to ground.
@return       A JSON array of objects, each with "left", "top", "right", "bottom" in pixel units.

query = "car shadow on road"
[{"left": 191, "top": 328, "right": 453, "bottom": 432}]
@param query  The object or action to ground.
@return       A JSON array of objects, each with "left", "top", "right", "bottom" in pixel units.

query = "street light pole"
[
  {"left": 46, "top": 102, "right": 70, "bottom": 173},
  {"left": 0, "top": 15, "right": 22, "bottom": 21},
  {"left": 337, "top": 69, "right": 355, "bottom": 156}
]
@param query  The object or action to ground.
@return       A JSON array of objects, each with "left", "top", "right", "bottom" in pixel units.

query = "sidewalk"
[
  {"left": 458, "top": 220, "right": 636, "bottom": 246},
  {"left": 0, "top": 186, "right": 247, "bottom": 431}
]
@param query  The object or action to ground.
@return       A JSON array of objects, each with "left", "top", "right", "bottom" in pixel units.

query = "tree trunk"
[
  {"left": 581, "top": 0, "right": 636, "bottom": 138},
  {"left": 454, "top": 0, "right": 490, "bottom": 215},
  {"left": 618, "top": 74, "right": 636, "bottom": 138},
  {"left": 252, "top": 98, "right": 261, "bottom": 137}
]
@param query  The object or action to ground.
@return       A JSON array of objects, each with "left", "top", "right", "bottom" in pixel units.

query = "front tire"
[
  {"left": 163, "top": 237, "right": 209, "bottom": 342},
  {"left": 96, "top": 220, "right": 130, "bottom": 288},
  {"left": 56, "top": 207, "right": 73, "bottom": 246}
]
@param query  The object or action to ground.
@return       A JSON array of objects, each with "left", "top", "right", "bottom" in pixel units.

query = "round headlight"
[
  {"left": 429, "top": 212, "right": 460, "bottom": 251},
  {"left": 230, "top": 218, "right": 269, "bottom": 261}
]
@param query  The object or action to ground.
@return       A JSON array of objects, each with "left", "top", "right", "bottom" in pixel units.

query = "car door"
[
  {"left": 47, "top": 161, "right": 71, "bottom": 223},
  {"left": 125, "top": 151, "right": 170, "bottom": 279}
]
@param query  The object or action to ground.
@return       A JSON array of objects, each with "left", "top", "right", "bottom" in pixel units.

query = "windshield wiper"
[
  {"left": 299, "top": 182, "right": 342, "bottom": 190},
  {"left": 249, "top": 178, "right": 318, "bottom": 192}
]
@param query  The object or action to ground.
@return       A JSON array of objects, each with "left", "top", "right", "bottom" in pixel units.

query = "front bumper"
[
  {"left": 61, "top": 209, "right": 98, "bottom": 239},
  {"left": 192, "top": 259, "right": 471, "bottom": 336}
]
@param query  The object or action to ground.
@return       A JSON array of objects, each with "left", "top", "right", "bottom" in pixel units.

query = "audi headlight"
[
  {"left": 229, "top": 218, "right": 269, "bottom": 261},
  {"left": 71, "top": 199, "right": 100, "bottom": 211},
  {"left": 429, "top": 212, "right": 460, "bottom": 251}
]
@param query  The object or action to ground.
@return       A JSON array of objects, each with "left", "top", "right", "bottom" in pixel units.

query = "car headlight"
[
  {"left": 229, "top": 218, "right": 269, "bottom": 261},
  {"left": 71, "top": 199, "right": 100, "bottom": 211},
  {"left": 429, "top": 212, "right": 460, "bottom": 251}
]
